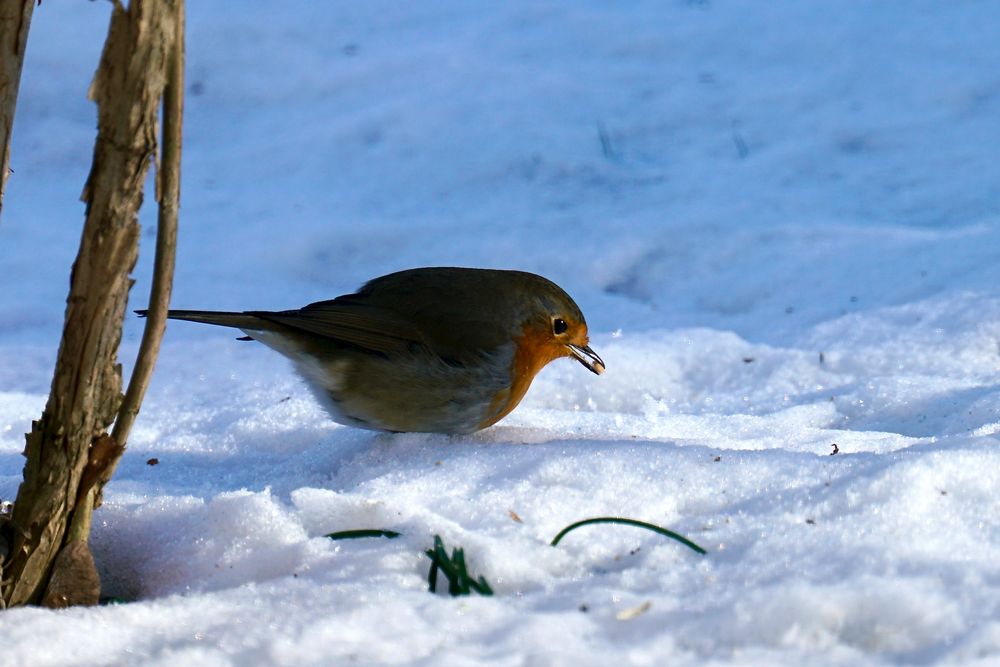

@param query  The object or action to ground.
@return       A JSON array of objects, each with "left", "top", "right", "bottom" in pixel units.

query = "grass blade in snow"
[
  {"left": 425, "top": 535, "right": 493, "bottom": 596},
  {"left": 550, "top": 517, "right": 707, "bottom": 555},
  {"left": 325, "top": 529, "right": 401, "bottom": 540}
]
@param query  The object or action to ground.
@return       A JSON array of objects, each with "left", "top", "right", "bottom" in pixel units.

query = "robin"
[{"left": 146, "top": 267, "right": 604, "bottom": 434}]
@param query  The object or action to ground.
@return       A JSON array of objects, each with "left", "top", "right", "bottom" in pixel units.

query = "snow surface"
[{"left": 3, "top": 1, "right": 1000, "bottom": 665}]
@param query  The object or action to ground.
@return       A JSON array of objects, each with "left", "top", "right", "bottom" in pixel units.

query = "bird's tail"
[{"left": 136, "top": 309, "right": 274, "bottom": 331}]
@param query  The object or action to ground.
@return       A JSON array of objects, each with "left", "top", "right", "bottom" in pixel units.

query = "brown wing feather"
[
  {"left": 253, "top": 301, "right": 426, "bottom": 356},
  {"left": 258, "top": 270, "right": 522, "bottom": 361},
  {"left": 348, "top": 268, "right": 523, "bottom": 357}
]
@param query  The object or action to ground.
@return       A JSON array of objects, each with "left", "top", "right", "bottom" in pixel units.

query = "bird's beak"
[{"left": 567, "top": 344, "right": 605, "bottom": 375}]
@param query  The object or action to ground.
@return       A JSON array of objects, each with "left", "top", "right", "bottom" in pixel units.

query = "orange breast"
[{"left": 477, "top": 325, "right": 566, "bottom": 430}]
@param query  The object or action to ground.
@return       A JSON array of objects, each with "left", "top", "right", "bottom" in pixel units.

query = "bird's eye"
[{"left": 552, "top": 318, "right": 568, "bottom": 335}]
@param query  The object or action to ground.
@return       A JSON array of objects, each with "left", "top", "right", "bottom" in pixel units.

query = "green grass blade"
[
  {"left": 325, "top": 529, "right": 401, "bottom": 540},
  {"left": 425, "top": 535, "right": 494, "bottom": 597},
  {"left": 549, "top": 516, "right": 707, "bottom": 555},
  {"left": 427, "top": 557, "right": 440, "bottom": 592}
]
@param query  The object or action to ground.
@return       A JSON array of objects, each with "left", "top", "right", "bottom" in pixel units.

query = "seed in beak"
[{"left": 567, "top": 344, "right": 605, "bottom": 375}]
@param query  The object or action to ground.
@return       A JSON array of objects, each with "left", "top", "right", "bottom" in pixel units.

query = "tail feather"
[{"left": 137, "top": 309, "right": 276, "bottom": 332}]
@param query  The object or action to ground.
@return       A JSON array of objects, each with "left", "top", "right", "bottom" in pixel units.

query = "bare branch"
[
  {"left": 0, "top": 0, "right": 35, "bottom": 220},
  {"left": 110, "top": 0, "right": 184, "bottom": 458},
  {"left": 3, "top": 0, "right": 178, "bottom": 607}
]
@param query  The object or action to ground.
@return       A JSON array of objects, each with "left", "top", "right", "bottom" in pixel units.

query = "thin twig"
[{"left": 110, "top": 0, "right": 184, "bottom": 453}]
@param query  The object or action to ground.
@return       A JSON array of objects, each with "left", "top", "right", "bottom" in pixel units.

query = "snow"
[{"left": 2, "top": 1, "right": 1000, "bottom": 664}]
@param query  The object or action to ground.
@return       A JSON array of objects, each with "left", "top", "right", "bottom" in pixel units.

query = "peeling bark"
[{"left": 2, "top": 0, "right": 179, "bottom": 608}]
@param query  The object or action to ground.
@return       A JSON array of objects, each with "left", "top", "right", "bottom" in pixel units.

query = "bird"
[{"left": 143, "top": 267, "right": 604, "bottom": 434}]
